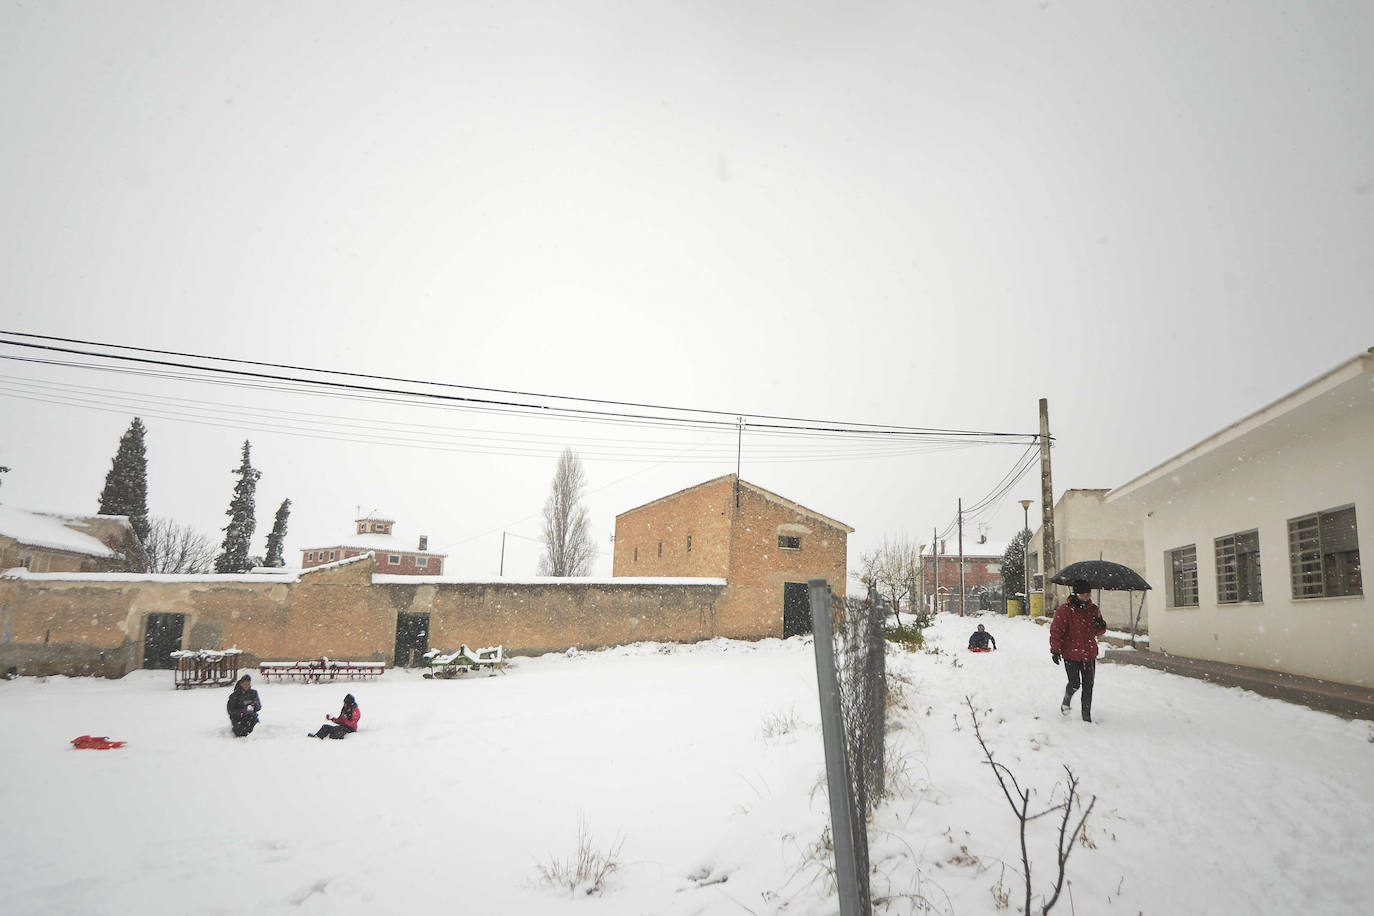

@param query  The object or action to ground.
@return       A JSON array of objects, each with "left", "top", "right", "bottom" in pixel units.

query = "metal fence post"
[{"left": 809, "top": 579, "right": 864, "bottom": 916}]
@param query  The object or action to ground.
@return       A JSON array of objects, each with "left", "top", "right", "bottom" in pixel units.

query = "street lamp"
[{"left": 1019, "top": 499, "right": 1033, "bottom": 615}]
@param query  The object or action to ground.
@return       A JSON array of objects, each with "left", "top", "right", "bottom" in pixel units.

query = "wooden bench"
[
  {"left": 172, "top": 649, "right": 242, "bottom": 689},
  {"left": 257, "top": 657, "right": 386, "bottom": 683}
]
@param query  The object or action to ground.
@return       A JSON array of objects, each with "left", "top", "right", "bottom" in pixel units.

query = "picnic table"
[
  {"left": 422, "top": 645, "right": 506, "bottom": 678},
  {"left": 171, "top": 649, "right": 242, "bottom": 689},
  {"left": 257, "top": 657, "right": 385, "bottom": 683}
]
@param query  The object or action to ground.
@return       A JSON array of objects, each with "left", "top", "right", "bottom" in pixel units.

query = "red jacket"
[
  {"left": 329, "top": 704, "right": 361, "bottom": 732},
  {"left": 1049, "top": 599, "right": 1107, "bottom": 661}
]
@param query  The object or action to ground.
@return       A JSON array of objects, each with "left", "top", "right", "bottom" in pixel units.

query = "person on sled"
[
  {"left": 309, "top": 693, "right": 361, "bottom": 739},
  {"left": 968, "top": 624, "right": 997, "bottom": 651},
  {"left": 1049, "top": 579, "right": 1108, "bottom": 722},
  {"left": 227, "top": 674, "right": 262, "bottom": 737}
]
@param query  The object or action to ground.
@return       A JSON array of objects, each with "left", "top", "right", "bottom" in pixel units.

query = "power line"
[{"left": 0, "top": 331, "right": 1041, "bottom": 442}]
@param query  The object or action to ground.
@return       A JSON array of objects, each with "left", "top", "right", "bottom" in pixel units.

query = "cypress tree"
[
  {"left": 97, "top": 418, "right": 150, "bottom": 543},
  {"left": 264, "top": 498, "right": 291, "bottom": 568},
  {"left": 214, "top": 441, "right": 261, "bottom": 573}
]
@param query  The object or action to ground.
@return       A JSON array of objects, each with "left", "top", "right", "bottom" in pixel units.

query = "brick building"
[
  {"left": 301, "top": 514, "right": 445, "bottom": 576},
  {"left": 921, "top": 534, "right": 1007, "bottom": 614},
  {"left": 612, "top": 474, "right": 852, "bottom": 638}
]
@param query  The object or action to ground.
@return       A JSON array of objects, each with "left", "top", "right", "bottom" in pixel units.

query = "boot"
[{"left": 1060, "top": 687, "right": 1075, "bottom": 714}]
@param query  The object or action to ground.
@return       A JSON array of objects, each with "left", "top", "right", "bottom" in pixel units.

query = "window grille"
[
  {"left": 1215, "top": 530, "right": 1262, "bottom": 603},
  {"left": 1289, "top": 506, "right": 1362, "bottom": 599},
  {"left": 1168, "top": 545, "right": 1198, "bottom": 607}
]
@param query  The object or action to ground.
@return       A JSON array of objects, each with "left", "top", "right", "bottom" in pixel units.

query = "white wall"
[{"left": 1139, "top": 394, "right": 1373, "bottom": 687}]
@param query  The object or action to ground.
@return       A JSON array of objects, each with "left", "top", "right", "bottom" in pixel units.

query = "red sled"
[
  {"left": 71, "top": 735, "right": 126, "bottom": 750},
  {"left": 968, "top": 647, "right": 992, "bottom": 653}
]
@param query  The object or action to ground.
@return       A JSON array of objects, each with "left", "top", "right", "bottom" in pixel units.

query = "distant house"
[
  {"left": 612, "top": 474, "right": 852, "bottom": 638},
  {"left": 1106, "top": 349, "right": 1372, "bottom": 688},
  {"left": 0, "top": 505, "right": 146, "bottom": 573},
  {"left": 301, "top": 514, "right": 446, "bottom": 576},
  {"left": 1026, "top": 488, "right": 1146, "bottom": 631},
  {"left": 920, "top": 534, "right": 1008, "bottom": 614}
]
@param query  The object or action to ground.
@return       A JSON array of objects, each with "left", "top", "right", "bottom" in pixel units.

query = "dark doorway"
[
  {"left": 782, "top": 582, "right": 812, "bottom": 637},
  {"left": 143, "top": 613, "right": 185, "bottom": 669},
  {"left": 394, "top": 613, "right": 430, "bottom": 668}
]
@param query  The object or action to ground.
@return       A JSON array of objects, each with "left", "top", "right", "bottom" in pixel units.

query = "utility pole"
[
  {"left": 1039, "top": 398, "right": 1057, "bottom": 614},
  {"left": 500, "top": 531, "right": 508, "bottom": 576},
  {"left": 957, "top": 498, "right": 966, "bottom": 617}
]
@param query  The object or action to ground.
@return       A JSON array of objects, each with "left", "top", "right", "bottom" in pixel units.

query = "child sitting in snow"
[{"left": 308, "top": 693, "right": 361, "bottom": 739}]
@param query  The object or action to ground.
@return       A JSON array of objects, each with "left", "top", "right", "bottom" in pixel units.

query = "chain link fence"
[{"left": 810, "top": 581, "right": 887, "bottom": 915}]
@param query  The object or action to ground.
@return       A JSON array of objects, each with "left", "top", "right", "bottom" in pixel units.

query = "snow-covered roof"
[
  {"left": 1, "top": 567, "right": 304, "bottom": 584},
  {"left": 928, "top": 538, "right": 1009, "bottom": 559},
  {"left": 304, "top": 532, "right": 446, "bottom": 556},
  {"left": 0, "top": 505, "right": 120, "bottom": 558}
]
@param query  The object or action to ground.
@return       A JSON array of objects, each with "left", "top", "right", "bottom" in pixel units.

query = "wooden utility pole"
[
  {"left": 1039, "top": 398, "right": 1057, "bottom": 614},
  {"left": 957, "top": 498, "right": 966, "bottom": 617}
]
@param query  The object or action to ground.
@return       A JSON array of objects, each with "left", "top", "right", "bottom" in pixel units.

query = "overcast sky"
[{"left": 2, "top": 1, "right": 1372, "bottom": 580}]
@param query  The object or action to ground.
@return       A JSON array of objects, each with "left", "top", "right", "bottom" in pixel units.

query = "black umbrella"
[{"left": 1051, "top": 560, "right": 1150, "bottom": 592}]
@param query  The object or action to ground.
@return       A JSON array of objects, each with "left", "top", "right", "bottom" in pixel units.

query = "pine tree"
[
  {"left": 97, "top": 418, "right": 151, "bottom": 543},
  {"left": 1002, "top": 529, "right": 1033, "bottom": 603},
  {"left": 214, "top": 441, "right": 261, "bottom": 573},
  {"left": 264, "top": 498, "right": 291, "bottom": 568}
]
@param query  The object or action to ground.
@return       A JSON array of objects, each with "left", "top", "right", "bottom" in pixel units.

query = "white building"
[
  {"left": 1027, "top": 488, "right": 1147, "bottom": 631},
  {"left": 1106, "top": 349, "right": 1372, "bottom": 687}
]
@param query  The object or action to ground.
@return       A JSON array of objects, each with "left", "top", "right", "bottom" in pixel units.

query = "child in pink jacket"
[{"left": 309, "top": 693, "right": 361, "bottom": 739}]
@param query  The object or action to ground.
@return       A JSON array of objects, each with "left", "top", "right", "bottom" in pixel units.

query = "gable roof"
[
  {"left": 0, "top": 505, "right": 122, "bottom": 558},
  {"left": 618, "top": 474, "right": 854, "bottom": 533},
  {"left": 1108, "top": 349, "right": 1374, "bottom": 502}
]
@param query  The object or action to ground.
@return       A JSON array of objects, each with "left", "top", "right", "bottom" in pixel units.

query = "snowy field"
[{"left": 2, "top": 612, "right": 1372, "bottom": 915}]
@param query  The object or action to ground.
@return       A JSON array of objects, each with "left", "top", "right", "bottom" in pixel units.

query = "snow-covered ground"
[{"left": 2, "top": 612, "right": 1371, "bottom": 915}]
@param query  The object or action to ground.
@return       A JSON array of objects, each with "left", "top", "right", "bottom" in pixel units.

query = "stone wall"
[{"left": 0, "top": 556, "right": 729, "bottom": 678}]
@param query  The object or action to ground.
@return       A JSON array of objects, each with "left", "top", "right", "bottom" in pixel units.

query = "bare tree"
[
  {"left": 144, "top": 516, "right": 218, "bottom": 574},
  {"left": 855, "top": 535, "right": 921, "bottom": 625},
  {"left": 537, "top": 448, "right": 594, "bottom": 577},
  {"left": 966, "top": 697, "right": 1096, "bottom": 916}
]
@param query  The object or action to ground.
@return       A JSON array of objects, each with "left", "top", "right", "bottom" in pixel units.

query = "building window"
[
  {"left": 1029, "top": 552, "right": 1039, "bottom": 575},
  {"left": 328, "top": 551, "right": 336, "bottom": 560},
  {"left": 1167, "top": 545, "right": 1198, "bottom": 607},
  {"left": 416, "top": 556, "right": 427, "bottom": 568},
  {"left": 658, "top": 541, "right": 663, "bottom": 557},
  {"left": 306, "top": 552, "right": 313, "bottom": 562},
  {"left": 687, "top": 535, "right": 692, "bottom": 553},
  {"left": 388, "top": 554, "right": 401, "bottom": 565},
  {"left": 1215, "top": 530, "right": 1262, "bottom": 604},
  {"left": 778, "top": 535, "right": 802, "bottom": 550},
  {"left": 1289, "top": 506, "right": 1362, "bottom": 599},
  {"left": 634, "top": 547, "right": 638, "bottom": 562}
]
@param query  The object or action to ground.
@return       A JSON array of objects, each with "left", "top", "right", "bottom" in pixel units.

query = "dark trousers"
[
  {"left": 1063, "top": 659, "right": 1096, "bottom": 719},
  {"left": 312, "top": 724, "right": 353, "bottom": 739},
  {"left": 231, "top": 714, "right": 258, "bottom": 737}
]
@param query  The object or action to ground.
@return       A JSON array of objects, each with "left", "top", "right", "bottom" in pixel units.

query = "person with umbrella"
[{"left": 1049, "top": 578, "right": 1108, "bottom": 722}]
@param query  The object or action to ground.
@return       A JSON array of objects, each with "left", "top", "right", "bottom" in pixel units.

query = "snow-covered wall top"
[
  {"left": 0, "top": 505, "right": 118, "bottom": 558},
  {"left": 371, "top": 575, "right": 728, "bottom": 587}
]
